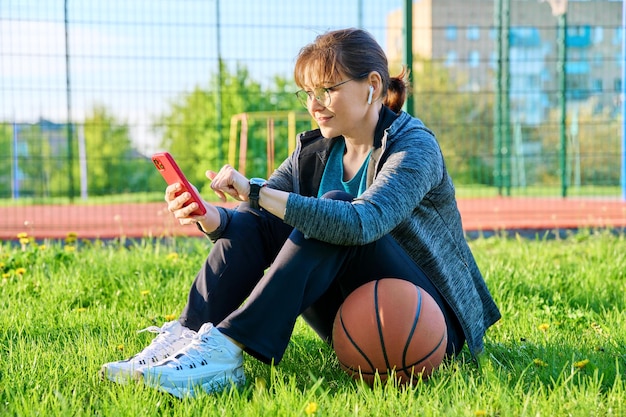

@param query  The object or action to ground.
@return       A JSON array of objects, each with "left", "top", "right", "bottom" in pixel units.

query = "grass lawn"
[{"left": 1, "top": 231, "right": 624, "bottom": 416}]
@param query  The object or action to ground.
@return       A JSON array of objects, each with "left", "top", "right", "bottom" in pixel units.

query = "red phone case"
[{"left": 151, "top": 152, "right": 207, "bottom": 216}]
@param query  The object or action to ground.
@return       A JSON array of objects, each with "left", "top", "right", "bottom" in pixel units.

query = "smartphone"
[{"left": 151, "top": 151, "right": 207, "bottom": 216}]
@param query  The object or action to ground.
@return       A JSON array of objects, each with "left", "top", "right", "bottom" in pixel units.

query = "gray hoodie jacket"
[
  {"left": 211, "top": 111, "right": 501, "bottom": 357},
  {"left": 276, "top": 111, "right": 500, "bottom": 357}
]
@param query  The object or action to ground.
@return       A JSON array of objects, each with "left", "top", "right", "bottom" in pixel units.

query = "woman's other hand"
[{"left": 207, "top": 165, "right": 250, "bottom": 202}]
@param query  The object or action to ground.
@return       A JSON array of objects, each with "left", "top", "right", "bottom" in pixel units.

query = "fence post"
[
  {"left": 403, "top": 0, "right": 414, "bottom": 116},
  {"left": 544, "top": 0, "right": 568, "bottom": 197},
  {"left": 557, "top": 12, "right": 568, "bottom": 197},
  {"left": 64, "top": 0, "right": 75, "bottom": 202},
  {"left": 216, "top": 0, "right": 224, "bottom": 165},
  {"left": 493, "top": 0, "right": 504, "bottom": 194},
  {"left": 502, "top": 0, "right": 511, "bottom": 196},
  {"left": 622, "top": 0, "right": 626, "bottom": 200},
  {"left": 12, "top": 122, "right": 19, "bottom": 199}
]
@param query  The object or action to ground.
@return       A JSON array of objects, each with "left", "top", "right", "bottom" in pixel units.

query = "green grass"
[{"left": 1, "top": 231, "right": 625, "bottom": 416}]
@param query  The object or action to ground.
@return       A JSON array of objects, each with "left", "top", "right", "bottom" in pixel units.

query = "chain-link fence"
[{"left": 1, "top": 0, "right": 624, "bottom": 201}]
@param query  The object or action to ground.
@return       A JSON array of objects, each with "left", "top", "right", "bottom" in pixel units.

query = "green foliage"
[
  {"left": 409, "top": 59, "right": 623, "bottom": 190},
  {"left": 156, "top": 62, "right": 303, "bottom": 193},
  {"left": 2, "top": 111, "right": 160, "bottom": 199},
  {"left": 16, "top": 123, "right": 65, "bottom": 197},
  {"left": 0, "top": 124, "right": 13, "bottom": 198},
  {"left": 411, "top": 59, "right": 494, "bottom": 185},
  {"left": 1, "top": 231, "right": 625, "bottom": 416},
  {"left": 83, "top": 105, "right": 161, "bottom": 195},
  {"left": 84, "top": 105, "right": 132, "bottom": 194},
  {"left": 536, "top": 104, "right": 622, "bottom": 186}
]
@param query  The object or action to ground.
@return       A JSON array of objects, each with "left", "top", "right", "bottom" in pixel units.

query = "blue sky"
[{"left": 1, "top": 0, "right": 402, "bottom": 151}]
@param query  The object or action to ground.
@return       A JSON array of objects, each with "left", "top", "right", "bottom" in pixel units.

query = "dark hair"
[{"left": 294, "top": 28, "right": 409, "bottom": 113}]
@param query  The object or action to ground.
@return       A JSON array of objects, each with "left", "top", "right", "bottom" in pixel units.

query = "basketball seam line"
[
  {"left": 338, "top": 305, "right": 376, "bottom": 373},
  {"left": 374, "top": 280, "right": 391, "bottom": 371},
  {"left": 402, "top": 286, "right": 422, "bottom": 371},
  {"left": 404, "top": 331, "right": 446, "bottom": 369},
  {"left": 353, "top": 329, "right": 446, "bottom": 377}
]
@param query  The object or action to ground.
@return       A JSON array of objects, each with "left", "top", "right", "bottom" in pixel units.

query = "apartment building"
[{"left": 387, "top": 0, "right": 623, "bottom": 124}]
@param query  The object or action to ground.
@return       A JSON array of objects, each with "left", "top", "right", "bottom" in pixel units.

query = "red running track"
[{"left": 1, "top": 197, "right": 626, "bottom": 240}]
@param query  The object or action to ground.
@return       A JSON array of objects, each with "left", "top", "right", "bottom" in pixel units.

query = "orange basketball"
[{"left": 332, "top": 278, "right": 448, "bottom": 385}]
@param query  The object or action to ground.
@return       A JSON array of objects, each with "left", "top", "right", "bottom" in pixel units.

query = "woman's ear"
[{"left": 366, "top": 71, "right": 382, "bottom": 104}]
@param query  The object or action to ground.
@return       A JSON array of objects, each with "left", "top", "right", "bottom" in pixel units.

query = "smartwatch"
[{"left": 248, "top": 178, "right": 267, "bottom": 210}]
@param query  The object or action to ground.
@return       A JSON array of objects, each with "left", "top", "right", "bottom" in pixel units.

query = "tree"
[
  {"left": 537, "top": 102, "right": 621, "bottom": 187},
  {"left": 157, "top": 63, "right": 303, "bottom": 195},
  {"left": 410, "top": 59, "right": 494, "bottom": 185},
  {"left": 83, "top": 105, "right": 158, "bottom": 194},
  {"left": 0, "top": 124, "right": 13, "bottom": 198},
  {"left": 16, "top": 123, "right": 60, "bottom": 198}
]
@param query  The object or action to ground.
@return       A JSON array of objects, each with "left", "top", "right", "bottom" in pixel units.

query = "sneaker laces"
[
  {"left": 166, "top": 323, "right": 233, "bottom": 370},
  {"left": 133, "top": 322, "right": 193, "bottom": 364}
]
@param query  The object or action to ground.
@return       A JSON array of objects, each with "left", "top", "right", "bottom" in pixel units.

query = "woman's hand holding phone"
[
  {"left": 164, "top": 179, "right": 222, "bottom": 234},
  {"left": 153, "top": 152, "right": 221, "bottom": 233}
]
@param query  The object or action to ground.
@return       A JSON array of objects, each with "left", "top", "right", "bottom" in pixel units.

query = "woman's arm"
[
  {"left": 258, "top": 187, "right": 289, "bottom": 219},
  {"left": 284, "top": 131, "right": 445, "bottom": 245}
]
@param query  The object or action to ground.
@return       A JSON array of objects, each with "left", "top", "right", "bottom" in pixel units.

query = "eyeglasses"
[{"left": 295, "top": 72, "right": 369, "bottom": 108}]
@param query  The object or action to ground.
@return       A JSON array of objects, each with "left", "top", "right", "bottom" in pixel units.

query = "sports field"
[{"left": 1, "top": 197, "right": 625, "bottom": 240}]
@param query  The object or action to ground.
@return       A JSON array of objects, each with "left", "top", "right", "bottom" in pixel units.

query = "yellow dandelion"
[
  {"left": 17, "top": 232, "right": 28, "bottom": 239},
  {"left": 590, "top": 322, "right": 603, "bottom": 334},
  {"left": 15, "top": 267, "right": 26, "bottom": 276},
  {"left": 19, "top": 237, "right": 30, "bottom": 246},
  {"left": 141, "top": 290, "right": 150, "bottom": 296},
  {"left": 164, "top": 313, "right": 177, "bottom": 321},
  {"left": 304, "top": 402, "right": 318, "bottom": 415},
  {"left": 167, "top": 252, "right": 179, "bottom": 260},
  {"left": 117, "top": 344, "right": 125, "bottom": 351},
  {"left": 0, "top": 262, "right": 5, "bottom": 270},
  {"left": 255, "top": 377, "right": 267, "bottom": 391},
  {"left": 38, "top": 244, "right": 46, "bottom": 251},
  {"left": 475, "top": 410, "right": 488, "bottom": 417},
  {"left": 65, "top": 232, "right": 78, "bottom": 244},
  {"left": 574, "top": 359, "right": 590, "bottom": 369},
  {"left": 64, "top": 245, "right": 76, "bottom": 252},
  {"left": 75, "top": 307, "right": 87, "bottom": 313},
  {"left": 538, "top": 323, "right": 550, "bottom": 332},
  {"left": 2, "top": 273, "right": 9, "bottom": 279},
  {"left": 533, "top": 358, "right": 548, "bottom": 367}
]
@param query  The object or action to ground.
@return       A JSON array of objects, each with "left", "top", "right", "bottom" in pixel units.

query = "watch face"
[{"left": 250, "top": 178, "right": 267, "bottom": 186}]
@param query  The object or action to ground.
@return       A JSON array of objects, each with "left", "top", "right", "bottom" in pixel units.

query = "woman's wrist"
[
  {"left": 258, "top": 187, "right": 289, "bottom": 220},
  {"left": 197, "top": 204, "right": 221, "bottom": 234}
]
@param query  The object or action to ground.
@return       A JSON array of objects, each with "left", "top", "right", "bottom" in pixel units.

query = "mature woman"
[{"left": 101, "top": 28, "right": 500, "bottom": 398}]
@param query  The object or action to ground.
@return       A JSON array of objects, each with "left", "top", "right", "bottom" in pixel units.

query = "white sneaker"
[
  {"left": 100, "top": 320, "right": 195, "bottom": 383},
  {"left": 136, "top": 323, "right": 246, "bottom": 398}
]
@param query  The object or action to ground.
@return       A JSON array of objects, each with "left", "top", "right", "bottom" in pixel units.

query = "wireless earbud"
[{"left": 367, "top": 86, "right": 374, "bottom": 104}]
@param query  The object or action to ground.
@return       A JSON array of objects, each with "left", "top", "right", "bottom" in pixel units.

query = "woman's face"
[{"left": 302, "top": 73, "right": 371, "bottom": 139}]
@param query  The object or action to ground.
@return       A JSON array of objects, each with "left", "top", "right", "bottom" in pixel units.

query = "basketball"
[{"left": 332, "top": 278, "right": 448, "bottom": 385}]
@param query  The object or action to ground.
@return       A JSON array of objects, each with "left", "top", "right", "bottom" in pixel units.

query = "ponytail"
[{"left": 383, "top": 67, "right": 410, "bottom": 114}]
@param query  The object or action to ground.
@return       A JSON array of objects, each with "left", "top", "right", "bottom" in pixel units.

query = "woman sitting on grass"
[{"left": 100, "top": 27, "right": 501, "bottom": 398}]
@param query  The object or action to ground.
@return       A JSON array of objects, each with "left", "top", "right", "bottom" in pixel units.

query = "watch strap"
[{"left": 248, "top": 178, "right": 267, "bottom": 210}]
